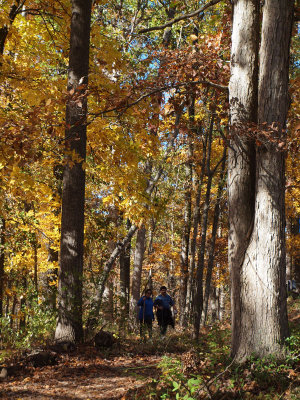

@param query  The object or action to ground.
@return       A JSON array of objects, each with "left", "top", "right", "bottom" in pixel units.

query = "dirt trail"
[{"left": 0, "top": 346, "right": 164, "bottom": 400}]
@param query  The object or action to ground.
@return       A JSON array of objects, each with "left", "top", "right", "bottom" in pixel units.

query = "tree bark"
[
  {"left": 203, "top": 149, "right": 226, "bottom": 324},
  {"left": 228, "top": 0, "right": 259, "bottom": 360},
  {"left": 286, "top": 218, "right": 292, "bottom": 281},
  {"left": 120, "top": 219, "right": 131, "bottom": 319},
  {"left": 131, "top": 224, "right": 146, "bottom": 319},
  {"left": 179, "top": 134, "right": 193, "bottom": 326},
  {"left": 0, "top": 218, "right": 5, "bottom": 318},
  {"left": 185, "top": 128, "right": 207, "bottom": 323},
  {"left": 237, "top": 0, "right": 292, "bottom": 359},
  {"left": 55, "top": 0, "right": 92, "bottom": 344},
  {"left": 229, "top": 0, "right": 292, "bottom": 361},
  {"left": 193, "top": 114, "right": 215, "bottom": 339}
]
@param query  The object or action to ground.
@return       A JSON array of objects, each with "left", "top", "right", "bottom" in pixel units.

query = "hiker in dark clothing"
[
  {"left": 154, "top": 286, "right": 177, "bottom": 336},
  {"left": 137, "top": 289, "right": 154, "bottom": 342}
]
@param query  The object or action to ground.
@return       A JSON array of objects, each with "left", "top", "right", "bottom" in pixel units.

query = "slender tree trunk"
[
  {"left": 19, "top": 276, "right": 27, "bottom": 332},
  {"left": 131, "top": 225, "right": 146, "bottom": 320},
  {"left": 46, "top": 245, "right": 58, "bottom": 310},
  {"left": 0, "top": 218, "right": 5, "bottom": 318},
  {"left": 218, "top": 283, "right": 225, "bottom": 321},
  {"left": 120, "top": 219, "right": 131, "bottom": 320},
  {"left": 10, "top": 294, "right": 17, "bottom": 329},
  {"left": 291, "top": 218, "right": 300, "bottom": 284},
  {"left": 286, "top": 218, "right": 292, "bottom": 281},
  {"left": 185, "top": 131, "right": 207, "bottom": 323},
  {"left": 179, "top": 136, "right": 193, "bottom": 326},
  {"left": 102, "top": 282, "right": 114, "bottom": 323},
  {"left": 55, "top": 0, "right": 92, "bottom": 344},
  {"left": 203, "top": 149, "right": 226, "bottom": 324},
  {"left": 209, "top": 286, "right": 218, "bottom": 322},
  {"left": 148, "top": 218, "right": 156, "bottom": 255},
  {"left": 193, "top": 114, "right": 214, "bottom": 339},
  {"left": 33, "top": 236, "right": 38, "bottom": 294}
]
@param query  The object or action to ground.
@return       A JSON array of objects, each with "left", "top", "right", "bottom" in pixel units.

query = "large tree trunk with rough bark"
[
  {"left": 229, "top": 0, "right": 292, "bottom": 361},
  {"left": 55, "top": 0, "right": 92, "bottom": 344},
  {"left": 228, "top": 0, "right": 259, "bottom": 360}
]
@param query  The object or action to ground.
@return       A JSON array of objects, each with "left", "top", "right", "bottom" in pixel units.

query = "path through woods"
[
  {"left": 1, "top": 351, "right": 160, "bottom": 399},
  {"left": 0, "top": 300, "right": 299, "bottom": 400},
  {"left": 0, "top": 333, "right": 185, "bottom": 400}
]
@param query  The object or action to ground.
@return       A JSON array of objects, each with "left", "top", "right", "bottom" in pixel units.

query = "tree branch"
[
  {"left": 138, "top": 0, "right": 222, "bottom": 34},
  {"left": 89, "top": 79, "right": 228, "bottom": 122}
]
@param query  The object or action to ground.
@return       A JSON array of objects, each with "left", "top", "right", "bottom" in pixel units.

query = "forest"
[{"left": 0, "top": 0, "right": 299, "bottom": 399}]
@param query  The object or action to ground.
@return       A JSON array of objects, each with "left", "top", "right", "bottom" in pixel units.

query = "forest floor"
[
  {"left": 0, "top": 332, "right": 186, "bottom": 400},
  {"left": 0, "top": 298, "right": 299, "bottom": 400}
]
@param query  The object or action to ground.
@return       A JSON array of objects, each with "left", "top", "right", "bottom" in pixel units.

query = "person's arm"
[
  {"left": 154, "top": 298, "right": 163, "bottom": 310},
  {"left": 137, "top": 297, "right": 145, "bottom": 306}
]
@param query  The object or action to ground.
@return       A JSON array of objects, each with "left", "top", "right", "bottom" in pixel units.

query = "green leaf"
[{"left": 172, "top": 381, "right": 180, "bottom": 391}]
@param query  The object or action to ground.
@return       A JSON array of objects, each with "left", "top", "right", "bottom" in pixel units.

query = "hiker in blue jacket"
[
  {"left": 137, "top": 289, "right": 154, "bottom": 342},
  {"left": 154, "top": 286, "right": 177, "bottom": 336}
]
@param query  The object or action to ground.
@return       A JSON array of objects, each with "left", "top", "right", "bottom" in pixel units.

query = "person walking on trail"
[
  {"left": 154, "top": 286, "right": 177, "bottom": 337},
  {"left": 137, "top": 289, "right": 154, "bottom": 342}
]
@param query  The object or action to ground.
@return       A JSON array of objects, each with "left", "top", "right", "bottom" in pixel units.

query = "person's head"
[
  {"left": 160, "top": 286, "right": 167, "bottom": 295},
  {"left": 145, "top": 289, "right": 152, "bottom": 297}
]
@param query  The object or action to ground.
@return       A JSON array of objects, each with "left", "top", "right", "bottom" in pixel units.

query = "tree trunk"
[
  {"left": 209, "top": 286, "right": 218, "bottom": 322},
  {"left": 237, "top": 0, "right": 292, "bottom": 360},
  {"left": 19, "top": 276, "right": 27, "bottom": 332},
  {"left": 286, "top": 218, "right": 292, "bottom": 281},
  {"left": 290, "top": 218, "right": 300, "bottom": 285},
  {"left": 203, "top": 149, "right": 226, "bottom": 324},
  {"left": 193, "top": 114, "right": 215, "bottom": 339},
  {"left": 148, "top": 218, "right": 156, "bottom": 255},
  {"left": 179, "top": 137, "right": 193, "bottom": 326},
  {"left": 102, "top": 282, "right": 114, "bottom": 323},
  {"left": 10, "top": 294, "right": 17, "bottom": 329},
  {"left": 218, "top": 283, "right": 225, "bottom": 321},
  {"left": 0, "top": 218, "right": 5, "bottom": 318},
  {"left": 120, "top": 219, "right": 131, "bottom": 319},
  {"left": 229, "top": 0, "right": 292, "bottom": 361},
  {"left": 55, "top": 0, "right": 92, "bottom": 344},
  {"left": 33, "top": 236, "right": 38, "bottom": 294},
  {"left": 185, "top": 130, "right": 207, "bottom": 323},
  {"left": 228, "top": 0, "right": 259, "bottom": 360},
  {"left": 131, "top": 225, "right": 146, "bottom": 320}
]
